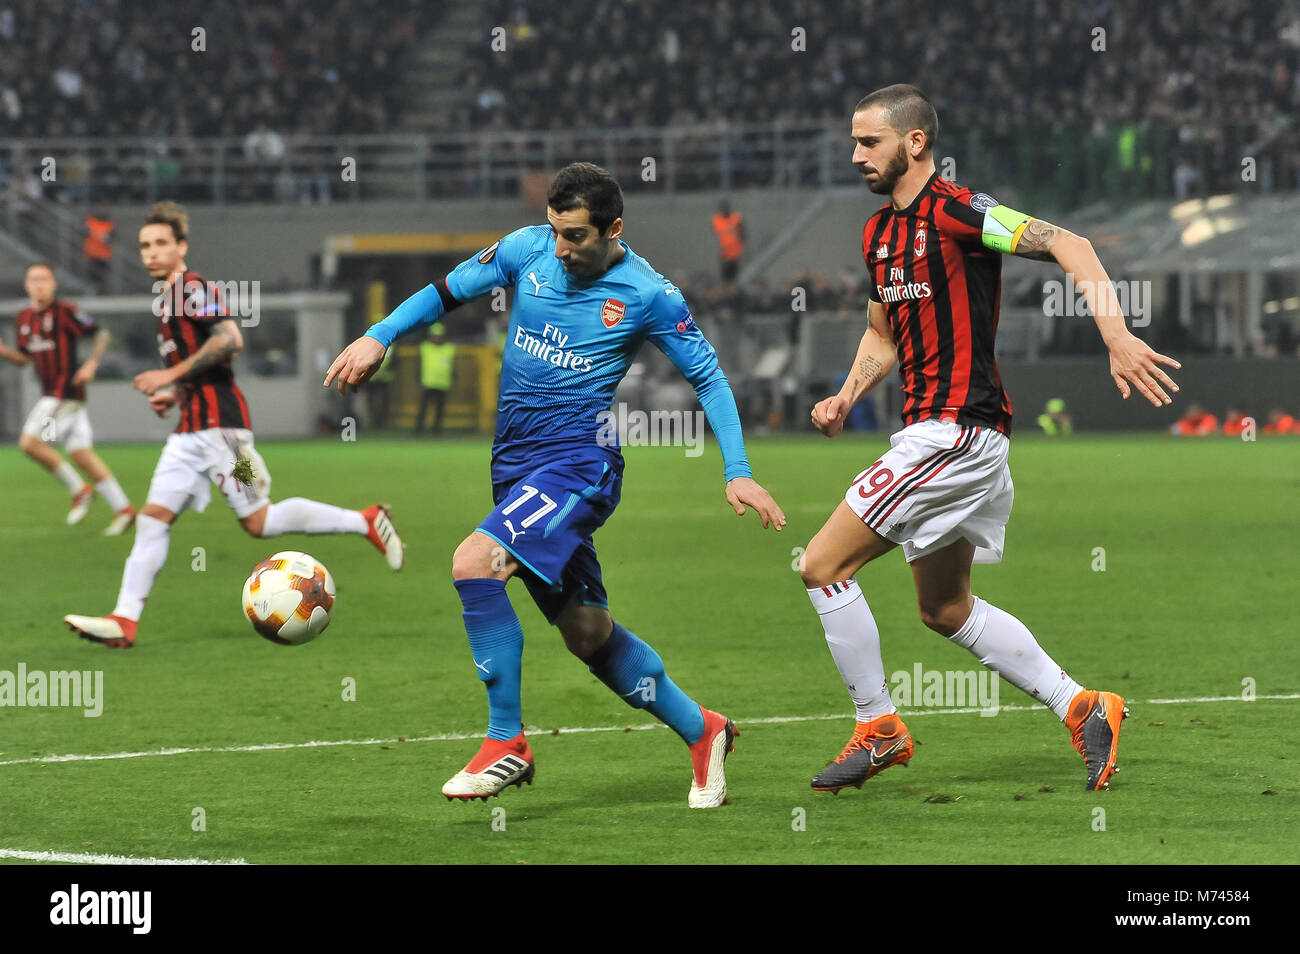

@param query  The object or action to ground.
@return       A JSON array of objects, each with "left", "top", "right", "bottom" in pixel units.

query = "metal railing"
[
  {"left": 2, "top": 119, "right": 1281, "bottom": 211},
  {"left": 0, "top": 123, "right": 859, "bottom": 207}
]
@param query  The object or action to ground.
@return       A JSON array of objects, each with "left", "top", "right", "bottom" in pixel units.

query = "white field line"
[
  {"left": 0, "top": 693, "right": 1294, "bottom": 770},
  {"left": 0, "top": 848, "right": 247, "bottom": 865}
]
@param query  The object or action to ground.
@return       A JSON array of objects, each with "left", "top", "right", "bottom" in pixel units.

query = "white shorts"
[
  {"left": 146, "top": 428, "right": 272, "bottom": 519},
  {"left": 21, "top": 397, "right": 94, "bottom": 452},
  {"left": 845, "top": 419, "right": 1013, "bottom": 564}
]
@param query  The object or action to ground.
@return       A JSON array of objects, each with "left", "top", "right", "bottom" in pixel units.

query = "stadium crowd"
[
  {"left": 2, "top": 0, "right": 1297, "bottom": 203},
  {"left": 0, "top": 0, "right": 425, "bottom": 139},
  {"left": 457, "top": 0, "right": 1300, "bottom": 197}
]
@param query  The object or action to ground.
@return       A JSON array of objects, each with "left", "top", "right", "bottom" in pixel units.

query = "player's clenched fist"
[
  {"left": 148, "top": 391, "right": 177, "bottom": 417},
  {"left": 811, "top": 394, "right": 851, "bottom": 438},
  {"left": 324, "top": 335, "right": 387, "bottom": 394}
]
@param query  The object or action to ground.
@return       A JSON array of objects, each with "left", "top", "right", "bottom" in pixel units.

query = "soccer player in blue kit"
[{"left": 325, "top": 163, "right": 786, "bottom": 807}]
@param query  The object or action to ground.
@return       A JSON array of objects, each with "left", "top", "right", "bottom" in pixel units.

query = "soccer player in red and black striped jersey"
[
  {"left": 65, "top": 201, "right": 406, "bottom": 649},
  {"left": 799, "top": 85, "right": 1181, "bottom": 792},
  {"left": 0, "top": 263, "right": 135, "bottom": 534}
]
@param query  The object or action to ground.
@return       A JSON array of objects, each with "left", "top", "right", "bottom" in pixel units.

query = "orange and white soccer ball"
[{"left": 242, "top": 551, "right": 335, "bottom": 645}]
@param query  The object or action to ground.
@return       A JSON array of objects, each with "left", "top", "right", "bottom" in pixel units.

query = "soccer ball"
[{"left": 242, "top": 551, "right": 335, "bottom": 645}]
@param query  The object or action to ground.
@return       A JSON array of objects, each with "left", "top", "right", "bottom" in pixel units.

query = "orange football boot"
[
  {"left": 811, "top": 712, "right": 913, "bottom": 792},
  {"left": 1065, "top": 689, "right": 1129, "bottom": 791}
]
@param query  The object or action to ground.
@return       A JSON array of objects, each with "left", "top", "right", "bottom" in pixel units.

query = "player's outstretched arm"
[
  {"left": 1010, "top": 218, "right": 1181, "bottom": 407},
  {"left": 812, "top": 300, "right": 896, "bottom": 437},
  {"left": 134, "top": 319, "right": 242, "bottom": 396},
  {"left": 324, "top": 278, "right": 466, "bottom": 394},
  {"left": 648, "top": 279, "right": 787, "bottom": 530}
]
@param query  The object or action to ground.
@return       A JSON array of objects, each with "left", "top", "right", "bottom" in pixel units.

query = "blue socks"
[
  {"left": 587, "top": 622, "right": 705, "bottom": 744},
  {"left": 456, "top": 580, "right": 704, "bottom": 746},
  {"left": 454, "top": 578, "right": 524, "bottom": 740}
]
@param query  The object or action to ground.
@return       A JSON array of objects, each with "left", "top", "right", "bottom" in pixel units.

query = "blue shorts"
[{"left": 478, "top": 452, "right": 623, "bottom": 624}]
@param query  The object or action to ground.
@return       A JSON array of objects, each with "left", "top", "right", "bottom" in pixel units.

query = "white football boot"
[
  {"left": 362, "top": 504, "right": 404, "bottom": 570},
  {"left": 442, "top": 734, "right": 535, "bottom": 801},
  {"left": 67, "top": 484, "right": 94, "bottom": 525},
  {"left": 688, "top": 708, "right": 738, "bottom": 808}
]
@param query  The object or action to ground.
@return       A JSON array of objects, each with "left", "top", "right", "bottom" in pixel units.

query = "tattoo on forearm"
[
  {"left": 1015, "top": 219, "right": 1059, "bottom": 261},
  {"left": 858, "top": 354, "right": 886, "bottom": 387},
  {"left": 845, "top": 354, "right": 888, "bottom": 402},
  {"left": 185, "top": 328, "right": 237, "bottom": 377},
  {"left": 90, "top": 330, "right": 110, "bottom": 362}
]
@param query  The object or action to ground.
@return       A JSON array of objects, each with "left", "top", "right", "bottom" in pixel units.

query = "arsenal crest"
[{"left": 601, "top": 298, "right": 625, "bottom": 329}]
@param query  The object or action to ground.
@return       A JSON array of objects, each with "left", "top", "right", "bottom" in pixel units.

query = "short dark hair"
[
  {"left": 854, "top": 84, "right": 939, "bottom": 155},
  {"left": 547, "top": 162, "right": 624, "bottom": 234},
  {"left": 144, "top": 200, "right": 189, "bottom": 242}
]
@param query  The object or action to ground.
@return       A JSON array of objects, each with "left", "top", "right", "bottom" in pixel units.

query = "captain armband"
[{"left": 980, "top": 204, "right": 1033, "bottom": 254}]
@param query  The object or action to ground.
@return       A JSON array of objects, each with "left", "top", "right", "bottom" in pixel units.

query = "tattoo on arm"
[
  {"left": 846, "top": 354, "right": 889, "bottom": 402},
  {"left": 858, "top": 354, "right": 886, "bottom": 385},
  {"left": 183, "top": 325, "right": 239, "bottom": 378},
  {"left": 89, "top": 329, "right": 111, "bottom": 362},
  {"left": 1014, "top": 219, "right": 1059, "bottom": 262}
]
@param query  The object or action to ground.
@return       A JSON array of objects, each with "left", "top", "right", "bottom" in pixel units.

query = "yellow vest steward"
[{"left": 420, "top": 341, "right": 456, "bottom": 390}]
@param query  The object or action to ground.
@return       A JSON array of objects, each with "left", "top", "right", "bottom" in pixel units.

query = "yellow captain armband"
[{"left": 980, "top": 203, "right": 1033, "bottom": 254}]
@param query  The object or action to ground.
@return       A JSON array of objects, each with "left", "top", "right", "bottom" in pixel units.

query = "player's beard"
[
  {"left": 862, "top": 143, "right": 909, "bottom": 195},
  {"left": 563, "top": 239, "right": 611, "bottom": 278}
]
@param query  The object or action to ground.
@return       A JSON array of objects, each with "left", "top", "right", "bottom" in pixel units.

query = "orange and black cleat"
[
  {"left": 1065, "top": 689, "right": 1129, "bottom": 791},
  {"left": 811, "top": 712, "right": 913, "bottom": 792}
]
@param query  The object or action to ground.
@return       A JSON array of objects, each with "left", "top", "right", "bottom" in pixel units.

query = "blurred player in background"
[
  {"left": 64, "top": 201, "right": 406, "bottom": 649},
  {"left": 326, "top": 163, "right": 786, "bottom": 807},
  {"left": 0, "top": 262, "right": 136, "bottom": 534},
  {"left": 801, "top": 85, "right": 1181, "bottom": 792}
]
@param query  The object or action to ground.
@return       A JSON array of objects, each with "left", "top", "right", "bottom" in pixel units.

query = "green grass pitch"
[{"left": 0, "top": 433, "right": 1295, "bottom": 864}]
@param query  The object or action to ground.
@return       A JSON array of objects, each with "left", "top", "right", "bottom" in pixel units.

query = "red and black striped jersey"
[
  {"left": 864, "top": 171, "right": 1014, "bottom": 435},
  {"left": 14, "top": 300, "right": 97, "bottom": 400},
  {"left": 155, "top": 269, "right": 252, "bottom": 433}
]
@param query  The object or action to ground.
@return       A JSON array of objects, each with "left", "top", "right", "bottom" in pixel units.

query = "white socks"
[
  {"left": 807, "top": 581, "right": 1083, "bottom": 721},
  {"left": 54, "top": 462, "right": 82, "bottom": 493},
  {"left": 262, "top": 498, "right": 367, "bottom": 537},
  {"left": 113, "top": 514, "right": 170, "bottom": 621},
  {"left": 806, "top": 581, "right": 895, "bottom": 721},
  {"left": 96, "top": 477, "right": 130, "bottom": 511},
  {"left": 947, "top": 597, "right": 1082, "bottom": 720}
]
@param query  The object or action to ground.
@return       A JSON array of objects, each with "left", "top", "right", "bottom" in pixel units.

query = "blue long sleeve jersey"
[{"left": 366, "top": 225, "right": 752, "bottom": 483}]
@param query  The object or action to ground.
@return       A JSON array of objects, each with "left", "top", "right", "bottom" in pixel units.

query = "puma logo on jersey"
[
  {"left": 504, "top": 520, "right": 524, "bottom": 544},
  {"left": 527, "top": 272, "right": 550, "bottom": 295}
]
